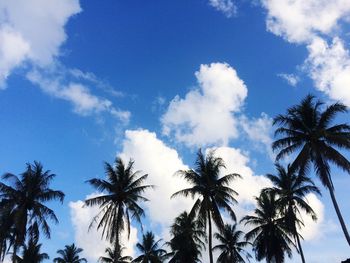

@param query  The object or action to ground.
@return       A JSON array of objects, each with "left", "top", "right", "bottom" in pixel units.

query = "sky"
[{"left": 1, "top": 0, "right": 350, "bottom": 262}]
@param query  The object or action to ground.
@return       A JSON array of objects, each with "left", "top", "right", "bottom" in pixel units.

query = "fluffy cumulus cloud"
[
  {"left": 208, "top": 0, "right": 237, "bottom": 17},
  {"left": 0, "top": 0, "right": 81, "bottom": 86},
  {"left": 27, "top": 69, "right": 130, "bottom": 122},
  {"left": 69, "top": 194, "right": 138, "bottom": 262},
  {"left": 305, "top": 37, "right": 350, "bottom": 106},
  {"left": 261, "top": 0, "right": 350, "bottom": 107},
  {"left": 262, "top": 0, "right": 350, "bottom": 44},
  {"left": 162, "top": 62, "right": 248, "bottom": 147}
]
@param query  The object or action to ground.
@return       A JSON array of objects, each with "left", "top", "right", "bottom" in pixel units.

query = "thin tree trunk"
[
  {"left": 207, "top": 210, "right": 214, "bottom": 263},
  {"left": 295, "top": 231, "right": 306, "bottom": 263},
  {"left": 328, "top": 186, "right": 350, "bottom": 246}
]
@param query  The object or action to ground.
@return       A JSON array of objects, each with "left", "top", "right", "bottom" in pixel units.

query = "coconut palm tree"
[
  {"left": 132, "top": 231, "right": 167, "bottom": 263},
  {"left": 264, "top": 163, "right": 320, "bottom": 263},
  {"left": 241, "top": 191, "right": 295, "bottom": 263},
  {"left": 16, "top": 238, "right": 49, "bottom": 263},
  {"left": 0, "top": 161, "right": 64, "bottom": 261},
  {"left": 167, "top": 211, "right": 206, "bottom": 263},
  {"left": 213, "top": 223, "right": 251, "bottom": 263},
  {"left": 273, "top": 94, "right": 350, "bottom": 245},
  {"left": 99, "top": 243, "right": 133, "bottom": 263},
  {"left": 53, "top": 243, "right": 87, "bottom": 263},
  {"left": 85, "top": 158, "right": 153, "bottom": 258},
  {"left": 172, "top": 149, "right": 240, "bottom": 263}
]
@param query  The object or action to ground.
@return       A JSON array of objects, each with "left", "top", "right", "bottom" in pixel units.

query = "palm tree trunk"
[
  {"left": 328, "top": 186, "right": 350, "bottom": 246},
  {"left": 295, "top": 231, "right": 306, "bottom": 263},
  {"left": 207, "top": 210, "right": 214, "bottom": 263}
]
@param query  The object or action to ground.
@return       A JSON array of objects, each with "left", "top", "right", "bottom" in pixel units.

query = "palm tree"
[
  {"left": 172, "top": 149, "right": 240, "bottom": 263},
  {"left": 241, "top": 191, "right": 295, "bottom": 263},
  {"left": 16, "top": 238, "right": 49, "bottom": 263},
  {"left": 273, "top": 94, "right": 350, "bottom": 245},
  {"left": 99, "top": 243, "right": 133, "bottom": 263},
  {"left": 85, "top": 158, "right": 153, "bottom": 258},
  {"left": 0, "top": 161, "right": 65, "bottom": 261},
  {"left": 167, "top": 211, "right": 206, "bottom": 263},
  {"left": 53, "top": 243, "right": 87, "bottom": 263},
  {"left": 213, "top": 223, "right": 251, "bottom": 263},
  {"left": 264, "top": 163, "right": 320, "bottom": 263},
  {"left": 132, "top": 231, "right": 167, "bottom": 263}
]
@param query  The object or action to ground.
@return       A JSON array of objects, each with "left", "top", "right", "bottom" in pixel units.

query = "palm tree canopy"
[
  {"left": 85, "top": 158, "right": 153, "bottom": 244},
  {"left": 0, "top": 161, "right": 64, "bottom": 252},
  {"left": 241, "top": 191, "right": 295, "bottom": 263},
  {"left": 213, "top": 224, "right": 251, "bottom": 263},
  {"left": 273, "top": 94, "right": 350, "bottom": 189},
  {"left": 172, "top": 149, "right": 240, "bottom": 230},
  {"left": 132, "top": 231, "right": 167, "bottom": 263},
  {"left": 16, "top": 238, "right": 49, "bottom": 263},
  {"left": 167, "top": 211, "right": 206, "bottom": 263},
  {"left": 53, "top": 243, "right": 87, "bottom": 263},
  {"left": 265, "top": 163, "right": 320, "bottom": 227},
  {"left": 99, "top": 243, "right": 133, "bottom": 263}
]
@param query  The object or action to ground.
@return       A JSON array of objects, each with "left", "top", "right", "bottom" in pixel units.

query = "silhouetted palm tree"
[
  {"left": 213, "top": 223, "right": 251, "bottom": 263},
  {"left": 53, "top": 243, "right": 87, "bottom": 263},
  {"left": 264, "top": 163, "right": 320, "bottom": 263},
  {"left": 99, "top": 243, "right": 132, "bottom": 263},
  {"left": 172, "top": 149, "right": 240, "bottom": 263},
  {"left": 0, "top": 161, "right": 64, "bottom": 261},
  {"left": 241, "top": 191, "right": 294, "bottom": 263},
  {"left": 167, "top": 211, "right": 206, "bottom": 263},
  {"left": 273, "top": 94, "right": 350, "bottom": 245},
  {"left": 132, "top": 231, "right": 167, "bottom": 263},
  {"left": 16, "top": 238, "right": 49, "bottom": 263},
  {"left": 85, "top": 158, "right": 152, "bottom": 257}
]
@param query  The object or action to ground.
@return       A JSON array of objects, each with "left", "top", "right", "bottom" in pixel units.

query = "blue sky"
[{"left": 1, "top": 0, "right": 350, "bottom": 262}]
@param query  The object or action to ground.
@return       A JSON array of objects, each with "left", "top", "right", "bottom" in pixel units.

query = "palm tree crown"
[
  {"left": 172, "top": 149, "right": 240, "bottom": 263},
  {"left": 99, "top": 243, "right": 133, "bottom": 263},
  {"left": 85, "top": 158, "right": 153, "bottom": 252},
  {"left": 264, "top": 163, "right": 320, "bottom": 263},
  {"left": 167, "top": 211, "right": 206, "bottom": 263},
  {"left": 273, "top": 94, "right": 350, "bottom": 245},
  {"left": 16, "top": 238, "right": 49, "bottom": 263},
  {"left": 0, "top": 161, "right": 64, "bottom": 259},
  {"left": 241, "top": 191, "right": 294, "bottom": 263},
  {"left": 53, "top": 243, "right": 87, "bottom": 263},
  {"left": 213, "top": 223, "right": 251, "bottom": 263},
  {"left": 132, "top": 231, "right": 167, "bottom": 263}
]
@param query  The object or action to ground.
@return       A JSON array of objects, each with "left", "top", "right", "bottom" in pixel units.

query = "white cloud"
[
  {"left": 0, "top": 0, "right": 81, "bottom": 87},
  {"left": 278, "top": 73, "right": 300, "bottom": 87},
  {"left": 239, "top": 113, "right": 274, "bottom": 159},
  {"left": 261, "top": 0, "right": 350, "bottom": 107},
  {"left": 69, "top": 194, "right": 138, "bottom": 262},
  {"left": 0, "top": 25, "right": 30, "bottom": 88},
  {"left": 262, "top": 0, "right": 350, "bottom": 44},
  {"left": 161, "top": 62, "right": 248, "bottom": 147},
  {"left": 119, "top": 129, "right": 193, "bottom": 229},
  {"left": 27, "top": 69, "right": 130, "bottom": 122},
  {"left": 305, "top": 37, "right": 350, "bottom": 106},
  {"left": 209, "top": 0, "right": 237, "bottom": 17}
]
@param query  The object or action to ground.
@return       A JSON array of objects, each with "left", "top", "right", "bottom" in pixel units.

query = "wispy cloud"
[{"left": 208, "top": 0, "right": 237, "bottom": 17}]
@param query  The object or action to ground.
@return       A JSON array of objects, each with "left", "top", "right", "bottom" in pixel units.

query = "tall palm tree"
[
  {"left": 213, "top": 223, "right": 251, "bottom": 263},
  {"left": 273, "top": 94, "right": 350, "bottom": 245},
  {"left": 132, "top": 231, "right": 167, "bottom": 263},
  {"left": 99, "top": 243, "right": 133, "bottom": 263},
  {"left": 85, "top": 158, "right": 153, "bottom": 258},
  {"left": 264, "top": 163, "right": 320, "bottom": 263},
  {"left": 16, "top": 238, "right": 49, "bottom": 263},
  {"left": 241, "top": 191, "right": 295, "bottom": 263},
  {"left": 53, "top": 243, "right": 87, "bottom": 263},
  {"left": 172, "top": 149, "right": 240, "bottom": 263},
  {"left": 0, "top": 161, "right": 65, "bottom": 261},
  {"left": 167, "top": 211, "right": 206, "bottom": 263}
]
